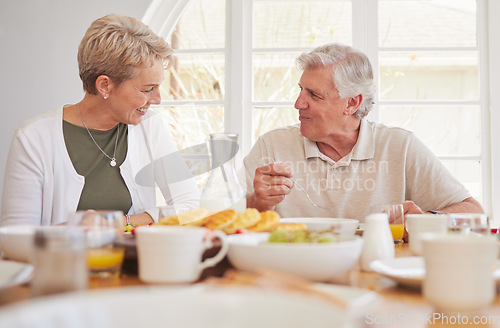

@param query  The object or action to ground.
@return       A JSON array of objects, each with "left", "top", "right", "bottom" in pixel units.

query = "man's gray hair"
[{"left": 296, "top": 43, "right": 375, "bottom": 118}]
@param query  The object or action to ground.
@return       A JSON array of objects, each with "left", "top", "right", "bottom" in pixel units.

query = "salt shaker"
[
  {"left": 360, "top": 213, "right": 395, "bottom": 272},
  {"left": 31, "top": 227, "right": 88, "bottom": 297}
]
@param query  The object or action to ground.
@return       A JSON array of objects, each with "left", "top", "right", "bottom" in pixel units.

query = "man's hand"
[
  {"left": 402, "top": 201, "right": 424, "bottom": 215},
  {"left": 247, "top": 163, "right": 294, "bottom": 212}
]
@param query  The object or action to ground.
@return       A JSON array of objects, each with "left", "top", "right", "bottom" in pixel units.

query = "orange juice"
[
  {"left": 87, "top": 247, "right": 124, "bottom": 277},
  {"left": 390, "top": 223, "right": 405, "bottom": 241}
]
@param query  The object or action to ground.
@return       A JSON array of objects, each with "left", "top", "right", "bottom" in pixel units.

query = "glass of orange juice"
[
  {"left": 70, "top": 210, "right": 125, "bottom": 278},
  {"left": 370, "top": 203, "right": 405, "bottom": 245}
]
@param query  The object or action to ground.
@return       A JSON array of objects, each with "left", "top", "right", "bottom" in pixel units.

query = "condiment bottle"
[{"left": 360, "top": 213, "right": 395, "bottom": 272}]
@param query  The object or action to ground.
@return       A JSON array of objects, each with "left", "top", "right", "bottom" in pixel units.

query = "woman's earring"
[{"left": 104, "top": 95, "right": 108, "bottom": 100}]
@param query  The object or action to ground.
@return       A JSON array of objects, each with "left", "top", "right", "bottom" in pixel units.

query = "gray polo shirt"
[{"left": 244, "top": 119, "right": 470, "bottom": 221}]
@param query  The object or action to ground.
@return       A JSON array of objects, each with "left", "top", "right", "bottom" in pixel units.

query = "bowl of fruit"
[{"left": 226, "top": 227, "right": 363, "bottom": 282}]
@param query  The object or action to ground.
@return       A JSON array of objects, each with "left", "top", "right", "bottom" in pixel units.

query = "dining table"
[{"left": 1, "top": 243, "right": 499, "bottom": 328}]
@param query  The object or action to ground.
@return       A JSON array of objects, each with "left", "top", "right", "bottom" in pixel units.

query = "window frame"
[{"left": 144, "top": 0, "right": 499, "bottom": 223}]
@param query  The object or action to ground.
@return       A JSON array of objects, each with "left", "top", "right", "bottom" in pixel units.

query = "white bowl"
[
  {"left": 227, "top": 233, "right": 363, "bottom": 282},
  {"left": 0, "top": 225, "right": 38, "bottom": 263},
  {"left": 280, "top": 218, "right": 359, "bottom": 235}
]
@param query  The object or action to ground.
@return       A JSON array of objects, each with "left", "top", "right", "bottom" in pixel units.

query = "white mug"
[
  {"left": 422, "top": 233, "right": 498, "bottom": 313},
  {"left": 405, "top": 214, "right": 448, "bottom": 256},
  {"left": 135, "top": 226, "right": 228, "bottom": 284}
]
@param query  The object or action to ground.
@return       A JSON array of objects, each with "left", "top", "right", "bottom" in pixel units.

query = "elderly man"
[{"left": 244, "top": 43, "right": 482, "bottom": 220}]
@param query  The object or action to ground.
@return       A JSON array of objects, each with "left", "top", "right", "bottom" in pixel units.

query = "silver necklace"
[{"left": 77, "top": 103, "right": 120, "bottom": 167}]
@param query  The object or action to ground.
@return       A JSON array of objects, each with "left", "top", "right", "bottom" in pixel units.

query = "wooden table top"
[{"left": 1, "top": 243, "right": 499, "bottom": 327}]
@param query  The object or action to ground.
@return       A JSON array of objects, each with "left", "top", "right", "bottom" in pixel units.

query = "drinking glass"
[
  {"left": 70, "top": 210, "right": 125, "bottom": 278},
  {"left": 370, "top": 203, "right": 405, "bottom": 245},
  {"left": 447, "top": 213, "right": 490, "bottom": 235}
]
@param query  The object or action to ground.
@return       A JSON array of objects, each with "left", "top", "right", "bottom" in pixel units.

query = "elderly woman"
[
  {"left": 245, "top": 43, "right": 483, "bottom": 220},
  {"left": 1, "top": 14, "right": 200, "bottom": 226}
]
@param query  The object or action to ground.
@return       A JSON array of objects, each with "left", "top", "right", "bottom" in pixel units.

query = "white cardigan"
[{"left": 1, "top": 108, "right": 200, "bottom": 226}]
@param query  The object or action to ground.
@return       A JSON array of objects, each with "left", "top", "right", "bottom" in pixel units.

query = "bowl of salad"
[
  {"left": 279, "top": 218, "right": 359, "bottom": 235},
  {"left": 227, "top": 229, "right": 363, "bottom": 282}
]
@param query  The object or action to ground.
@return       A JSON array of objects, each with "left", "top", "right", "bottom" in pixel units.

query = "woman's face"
[{"left": 109, "top": 59, "right": 164, "bottom": 125}]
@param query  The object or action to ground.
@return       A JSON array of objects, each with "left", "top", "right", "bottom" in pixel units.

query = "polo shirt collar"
[
  {"left": 350, "top": 119, "right": 375, "bottom": 160},
  {"left": 302, "top": 119, "right": 375, "bottom": 165}
]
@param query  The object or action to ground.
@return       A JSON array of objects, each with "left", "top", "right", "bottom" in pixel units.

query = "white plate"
[
  {"left": 0, "top": 261, "right": 33, "bottom": 291},
  {"left": 0, "top": 284, "right": 378, "bottom": 328},
  {"left": 370, "top": 257, "right": 500, "bottom": 288},
  {"left": 280, "top": 217, "right": 359, "bottom": 235}
]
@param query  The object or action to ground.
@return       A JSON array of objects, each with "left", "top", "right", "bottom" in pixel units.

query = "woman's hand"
[{"left": 124, "top": 212, "right": 154, "bottom": 226}]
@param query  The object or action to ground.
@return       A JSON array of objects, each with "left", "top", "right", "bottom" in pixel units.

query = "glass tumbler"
[
  {"left": 70, "top": 210, "right": 125, "bottom": 279},
  {"left": 370, "top": 203, "right": 405, "bottom": 245},
  {"left": 447, "top": 213, "right": 490, "bottom": 235}
]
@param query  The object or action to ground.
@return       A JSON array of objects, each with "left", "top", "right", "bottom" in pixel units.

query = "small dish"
[{"left": 370, "top": 257, "right": 500, "bottom": 288}]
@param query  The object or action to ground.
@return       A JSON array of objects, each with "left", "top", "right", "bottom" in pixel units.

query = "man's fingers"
[
  {"left": 256, "top": 163, "right": 292, "bottom": 178},
  {"left": 259, "top": 175, "right": 293, "bottom": 189}
]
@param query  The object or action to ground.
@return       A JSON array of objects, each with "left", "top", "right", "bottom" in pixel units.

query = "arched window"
[{"left": 144, "top": 0, "right": 499, "bottom": 221}]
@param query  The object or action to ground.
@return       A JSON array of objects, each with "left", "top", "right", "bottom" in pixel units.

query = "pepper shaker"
[{"left": 31, "top": 227, "right": 88, "bottom": 297}]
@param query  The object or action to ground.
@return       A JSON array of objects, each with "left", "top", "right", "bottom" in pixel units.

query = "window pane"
[
  {"left": 379, "top": 0, "right": 476, "bottom": 48},
  {"left": 379, "top": 105, "right": 480, "bottom": 157},
  {"left": 442, "top": 160, "right": 482, "bottom": 203},
  {"left": 169, "top": 0, "right": 225, "bottom": 49},
  {"left": 157, "top": 105, "right": 224, "bottom": 149},
  {"left": 253, "top": 53, "right": 301, "bottom": 102},
  {"left": 155, "top": 105, "right": 224, "bottom": 192},
  {"left": 379, "top": 51, "right": 478, "bottom": 101},
  {"left": 253, "top": 0, "right": 352, "bottom": 48},
  {"left": 162, "top": 54, "right": 224, "bottom": 101},
  {"left": 252, "top": 107, "right": 299, "bottom": 143}
]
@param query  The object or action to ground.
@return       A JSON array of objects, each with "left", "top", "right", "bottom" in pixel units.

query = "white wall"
[{"left": 0, "top": 0, "right": 154, "bottom": 206}]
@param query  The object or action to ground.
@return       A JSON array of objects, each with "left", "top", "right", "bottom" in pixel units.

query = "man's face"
[{"left": 294, "top": 66, "right": 349, "bottom": 142}]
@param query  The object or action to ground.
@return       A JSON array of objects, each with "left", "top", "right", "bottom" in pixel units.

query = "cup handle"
[{"left": 199, "top": 230, "right": 228, "bottom": 271}]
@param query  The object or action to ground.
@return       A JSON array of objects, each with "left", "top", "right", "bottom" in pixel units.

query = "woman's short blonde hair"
[{"left": 78, "top": 14, "right": 173, "bottom": 94}]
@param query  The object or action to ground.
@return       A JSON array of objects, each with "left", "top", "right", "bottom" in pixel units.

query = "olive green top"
[{"left": 63, "top": 121, "right": 132, "bottom": 214}]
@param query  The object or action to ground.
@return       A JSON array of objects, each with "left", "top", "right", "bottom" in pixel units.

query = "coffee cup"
[
  {"left": 405, "top": 214, "right": 448, "bottom": 256},
  {"left": 135, "top": 225, "right": 228, "bottom": 284},
  {"left": 422, "top": 233, "right": 498, "bottom": 314}
]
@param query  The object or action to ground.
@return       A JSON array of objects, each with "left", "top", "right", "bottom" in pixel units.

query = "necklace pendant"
[{"left": 110, "top": 158, "right": 117, "bottom": 167}]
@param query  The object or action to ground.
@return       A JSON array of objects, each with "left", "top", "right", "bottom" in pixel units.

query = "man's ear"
[
  {"left": 95, "top": 75, "right": 112, "bottom": 99},
  {"left": 346, "top": 94, "right": 363, "bottom": 115}
]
